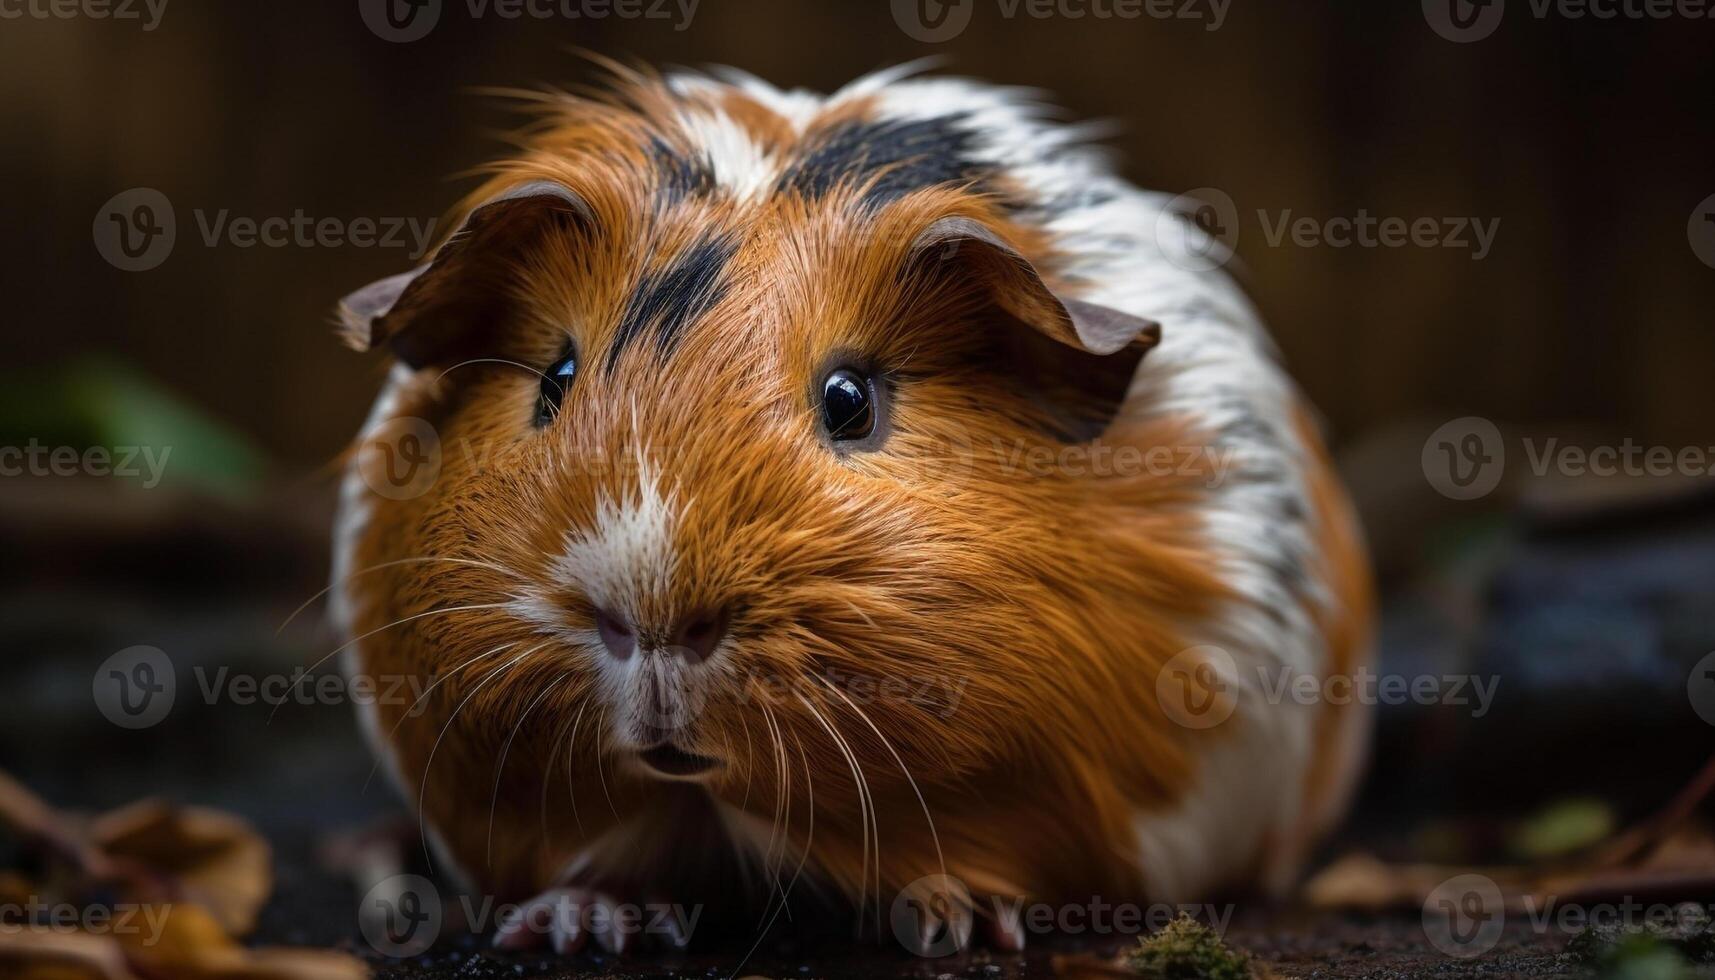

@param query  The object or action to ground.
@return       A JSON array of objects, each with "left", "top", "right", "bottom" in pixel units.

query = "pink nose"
[{"left": 594, "top": 608, "right": 727, "bottom": 664}]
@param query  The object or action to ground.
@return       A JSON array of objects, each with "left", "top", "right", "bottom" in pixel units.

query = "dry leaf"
[
  {"left": 1305, "top": 755, "right": 1715, "bottom": 913},
  {"left": 90, "top": 801, "right": 272, "bottom": 937},
  {"left": 0, "top": 773, "right": 369, "bottom": 980},
  {"left": 0, "top": 928, "right": 143, "bottom": 980}
]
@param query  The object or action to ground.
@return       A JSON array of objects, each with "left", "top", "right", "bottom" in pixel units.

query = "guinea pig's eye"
[
  {"left": 535, "top": 346, "right": 578, "bottom": 427},
  {"left": 820, "top": 367, "right": 877, "bottom": 444}
]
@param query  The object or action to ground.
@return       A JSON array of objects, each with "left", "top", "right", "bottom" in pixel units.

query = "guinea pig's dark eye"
[
  {"left": 820, "top": 367, "right": 876, "bottom": 443},
  {"left": 535, "top": 347, "right": 577, "bottom": 427}
]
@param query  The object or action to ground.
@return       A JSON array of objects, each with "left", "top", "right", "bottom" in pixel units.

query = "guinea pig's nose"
[
  {"left": 593, "top": 608, "right": 636, "bottom": 661},
  {"left": 664, "top": 609, "right": 728, "bottom": 665}
]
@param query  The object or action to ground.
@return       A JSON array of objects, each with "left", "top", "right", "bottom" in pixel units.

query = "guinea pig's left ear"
[
  {"left": 337, "top": 181, "right": 591, "bottom": 369},
  {"left": 908, "top": 216, "right": 1162, "bottom": 357}
]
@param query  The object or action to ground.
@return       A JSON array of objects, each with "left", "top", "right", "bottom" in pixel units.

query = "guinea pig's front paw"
[{"left": 490, "top": 886, "right": 691, "bottom": 956}]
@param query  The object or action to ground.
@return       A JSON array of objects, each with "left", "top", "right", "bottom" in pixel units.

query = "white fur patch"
[
  {"left": 546, "top": 461, "right": 679, "bottom": 626},
  {"left": 672, "top": 107, "right": 780, "bottom": 204}
]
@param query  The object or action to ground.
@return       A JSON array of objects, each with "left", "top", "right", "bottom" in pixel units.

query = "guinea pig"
[{"left": 330, "top": 62, "right": 1373, "bottom": 955}]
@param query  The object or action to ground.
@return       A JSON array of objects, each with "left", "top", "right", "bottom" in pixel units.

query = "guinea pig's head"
[{"left": 337, "top": 80, "right": 1224, "bottom": 850}]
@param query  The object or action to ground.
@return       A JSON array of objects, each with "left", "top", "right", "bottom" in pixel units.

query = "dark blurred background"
[
  {"left": 7, "top": 1, "right": 1715, "bottom": 464},
  {"left": 2, "top": 1, "right": 1714, "bottom": 974}
]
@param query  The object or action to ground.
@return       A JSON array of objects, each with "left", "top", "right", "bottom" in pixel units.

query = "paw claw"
[{"left": 494, "top": 885, "right": 671, "bottom": 956}]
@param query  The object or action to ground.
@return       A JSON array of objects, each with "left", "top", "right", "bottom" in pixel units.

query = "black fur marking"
[
  {"left": 650, "top": 137, "right": 715, "bottom": 203},
  {"left": 777, "top": 114, "right": 993, "bottom": 208},
  {"left": 607, "top": 234, "right": 737, "bottom": 371}
]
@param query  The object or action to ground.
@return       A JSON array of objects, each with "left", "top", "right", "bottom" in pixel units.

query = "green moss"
[{"left": 1125, "top": 913, "right": 1261, "bottom": 980}]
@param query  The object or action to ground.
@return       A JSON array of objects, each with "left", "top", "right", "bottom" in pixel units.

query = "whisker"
[
  {"left": 564, "top": 696, "right": 591, "bottom": 836},
  {"left": 487, "top": 674, "right": 566, "bottom": 870},
  {"left": 435, "top": 356, "right": 559, "bottom": 386},
  {"left": 417, "top": 644, "right": 544, "bottom": 870},
  {"left": 728, "top": 730, "right": 815, "bottom": 980},
  {"left": 539, "top": 707, "right": 578, "bottom": 857},
  {"left": 361, "top": 641, "right": 515, "bottom": 793},
  {"left": 737, "top": 708, "right": 755, "bottom": 813},
  {"left": 594, "top": 705, "right": 621, "bottom": 820},
  {"left": 273, "top": 600, "right": 515, "bottom": 724},
  {"left": 754, "top": 699, "right": 788, "bottom": 927},
  {"left": 818, "top": 676, "right": 947, "bottom": 885},
  {"left": 796, "top": 690, "right": 872, "bottom": 934},
  {"left": 275, "top": 555, "right": 522, "bottom": 637}
]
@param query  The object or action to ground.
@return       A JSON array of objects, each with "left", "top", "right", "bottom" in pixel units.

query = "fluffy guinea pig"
[{"left": 330, "top": 63, "right": 1373, "bottom": 955}]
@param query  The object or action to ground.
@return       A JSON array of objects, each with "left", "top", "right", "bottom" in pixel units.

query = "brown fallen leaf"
[
  {"left": 1305, "top": 754, "right": 1715, "bottom": 913},
  {"left": 0, "top": 928, "right": 143, "bottom": 980},
  {"left": 91, "top": 800, "right": 272, "bottom": 936},
  {"left": 0, "top": 772, "right": 370, "bottom": 980}
]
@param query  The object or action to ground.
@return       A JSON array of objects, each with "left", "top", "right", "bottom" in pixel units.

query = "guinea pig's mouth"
[{"left": 634, "top": 744, "right": 722, "bottom": 779}]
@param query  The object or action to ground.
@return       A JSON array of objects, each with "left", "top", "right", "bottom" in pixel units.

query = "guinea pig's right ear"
[
  {"left": 337, "top": 181, "right": 592, "bottom": 369},
  {"left": 907, "top": 216, "right": 1162, "bottom": 358},
  {"left": 908, "top": 216, "right": 1162, "bottom": 439}
]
